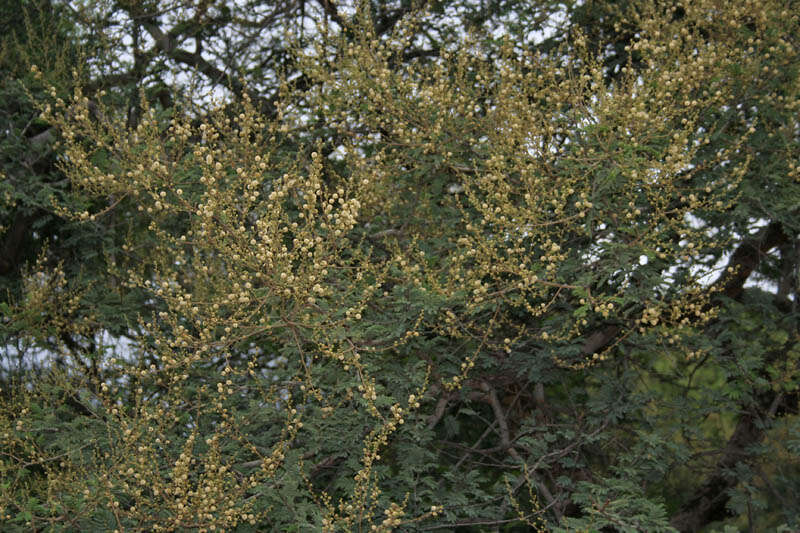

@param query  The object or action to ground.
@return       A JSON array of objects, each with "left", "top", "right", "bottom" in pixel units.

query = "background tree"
[{"left": 1, "top": 0, "right": 799, "bottom": 531}]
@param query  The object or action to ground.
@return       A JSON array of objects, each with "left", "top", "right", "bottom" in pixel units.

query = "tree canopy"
[{"left": 1, "top": 0, "right": 799, "bottom": 531}]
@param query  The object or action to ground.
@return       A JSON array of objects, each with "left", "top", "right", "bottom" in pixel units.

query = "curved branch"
[{"left": 714, "top": 221, "right": 790, "bottom": 300}]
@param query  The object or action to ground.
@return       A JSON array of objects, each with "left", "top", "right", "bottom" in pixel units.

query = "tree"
[{"left": 1, "top": 0, "right": 799, "bottom": 531}]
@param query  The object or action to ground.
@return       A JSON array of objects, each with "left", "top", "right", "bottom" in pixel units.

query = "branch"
[
  {"left": 580, "top": 324, "right": 620, "bottom": 356},
  {"left": 480, "top": 380, "right": 560, "bottom": 518},
  {"left": 713, "top": 221, "right": 790, "bottom": 300},
  {"left": 422, "top": 513, "right": 543, "bottom": 530},
  {"left": 119, "top": 5, "right": 281, "bottom": 118},
  {"left": 577, "top": 221, "right": 791, "bottom": 358},
  {"left": 375, "top": 4, "right": 421, "bottom": 36},
  {"left": 368, "top": 228, "right": 403, "bottom": 240},
  {"left": 480, "top": 381, "right": 515, "bottom": 456},
  {"left": 426, "top": 392, "right": 450, "bottom": 430},
  {"left": 0, "top": 212, "right": 33, "bottom": 276},
  {"left": 315, "top": 0, "right": 347, "bottom": 29},
  {"left": 669, "top": 408, "right": 762, "bottom": 531},
  {"left": 669, "top": 391, "right": 784, "bottom": 532}
]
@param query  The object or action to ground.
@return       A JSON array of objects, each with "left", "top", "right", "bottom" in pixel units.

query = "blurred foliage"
[{"left": 1, "top": 0, "right": 799, "bottom": 531}]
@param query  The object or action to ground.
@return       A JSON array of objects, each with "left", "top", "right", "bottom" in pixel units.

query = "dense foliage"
[{"left": 2, "top": 0, "right": 799, "bottom": 531}]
